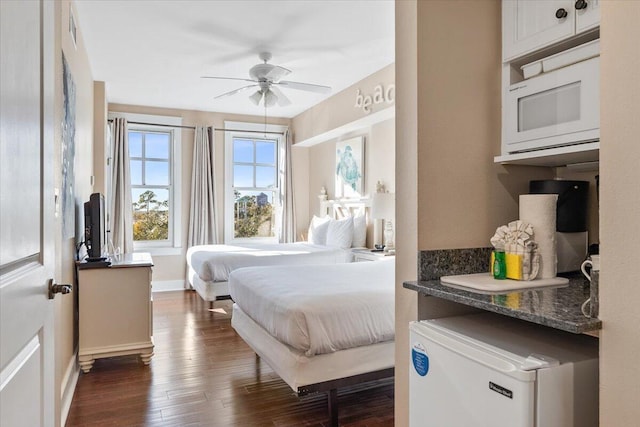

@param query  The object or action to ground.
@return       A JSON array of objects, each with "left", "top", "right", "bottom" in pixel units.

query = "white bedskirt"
[{"left": 232, "top": 304, "right": 395, "bottom": 391}]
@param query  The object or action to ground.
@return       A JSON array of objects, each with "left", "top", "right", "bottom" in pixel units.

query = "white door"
[
  {"left": 503, "top": 0, "right": 575, "bottom": 61},
  {"left": 1, "top": 1, "right": 56, "bottom": 426}
]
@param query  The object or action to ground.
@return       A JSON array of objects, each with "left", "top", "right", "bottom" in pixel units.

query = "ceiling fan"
[{"left": 202, "top": 52, "right": 332, "bottom": 107}]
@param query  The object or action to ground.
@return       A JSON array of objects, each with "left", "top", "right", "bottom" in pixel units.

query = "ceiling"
[{"left": 74, "top": 0, "right": 395, "bottom": 119}]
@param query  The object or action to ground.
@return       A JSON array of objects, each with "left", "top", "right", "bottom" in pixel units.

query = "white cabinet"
[
  {"left": 77, "top": 253, "right": 154, "bottom": 373},
  {"left": 575, "top": 0, "right": 600, "bottom": 33},
  {"left": 503, "top": 0, "right": 600, "bottom": 61}
]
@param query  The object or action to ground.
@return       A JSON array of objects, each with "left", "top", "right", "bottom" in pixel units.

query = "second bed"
[{"left": 229, "top": 258, "right": 395, "bottom": 426}]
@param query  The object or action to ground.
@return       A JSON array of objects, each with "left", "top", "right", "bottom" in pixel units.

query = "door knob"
[
  {"left": 575, "top": 0, "right": 588, "bottom": 10},
  {"left": 555, "top": 8, "right": 568, "bottom": 19},
  {"left": 48, "top": 279, "right": 72, "bottom": 299}
]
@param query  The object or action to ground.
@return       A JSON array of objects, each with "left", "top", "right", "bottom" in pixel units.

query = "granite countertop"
[{"left": 404, "top": 274, "right": 601, "bottom": 334}]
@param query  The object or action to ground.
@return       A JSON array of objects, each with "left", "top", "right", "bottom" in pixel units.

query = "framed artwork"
[
  {"left": 62, "top": 53, "right": 76, "bottom": 239},
  {"left": 335, "top": 136, "right": 364, "bottom": 198}
]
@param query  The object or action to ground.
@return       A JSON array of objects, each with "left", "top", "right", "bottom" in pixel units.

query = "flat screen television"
[{"left": 84, "top": 193, "right": 106, "bottom": 261}]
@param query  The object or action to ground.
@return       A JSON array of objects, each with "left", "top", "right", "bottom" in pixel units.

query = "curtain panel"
[
  {"left": 109, "top": 117, "right": 134, "bottom": 253},
  {"left": 187, "top": 126, "right": 218, "bottom": 288},
  {"left": 188, "top": 126, "right": 218, "bottom": 248},
  {"left": 278, "top": 129, "right": 296, "bottom": 243}
]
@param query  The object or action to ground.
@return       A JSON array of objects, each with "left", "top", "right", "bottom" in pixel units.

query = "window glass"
[
  {"left": 228, "top": 134, "right": 280, "bottom": 240},
  {"left": 256, "top": 140, "right": 276, "bottom": 163},
  {"left": 145, "top": 160, "right": 169, "bottom": 186},
  {"left": 129, "top": 132, "right": 143, "bottom": 157},
  {"left": 255, "top": 166, "right": 275, "bottom": 188},
  {"left": 233, "top": 165, "right": 254, "bottom": 187},
  {"left": 145, "top": 133, "right": 170, "bottom": 159},
  {"left": 132, "top": 188, "right": 169, "bottom": 241},
  {"left": 233, "top": 190, "right": 275, "bottom": 238},
  {"left": 233, "top": 139, "right": 254, "bottom": 163},
  {"left": 130, "top": 160, "right": 143, "bottom": 186},
  {"left": 128, "top": 129, "right": 173, "bottom": 243}
]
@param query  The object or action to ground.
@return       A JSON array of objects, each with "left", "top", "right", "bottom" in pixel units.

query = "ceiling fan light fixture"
[
  {"left": 249, "top": 90, "right": 263, "bottom": 106},
  {"left": 264, "top": 90, "right": 278, "bottom": 107}
]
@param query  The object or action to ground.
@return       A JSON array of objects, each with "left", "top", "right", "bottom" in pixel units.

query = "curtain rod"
[{"left": 107, "top": 119, "right": 285, "bottom": 135}]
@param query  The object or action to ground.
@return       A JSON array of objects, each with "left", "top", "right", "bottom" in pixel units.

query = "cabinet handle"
[
  {"left": 555, "top": 8, "right": 568, "bottom": 19},
  {"left": 575, "top": 0, "right": 588, "bottom": 10}
]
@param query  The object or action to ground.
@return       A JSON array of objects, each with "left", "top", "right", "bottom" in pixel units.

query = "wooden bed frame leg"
[
  {"left": 208, "top": 300, "right": 214, "bottom": 310},
  {"left": 327, "top": 388, "right": 339, "bottom": 427}
]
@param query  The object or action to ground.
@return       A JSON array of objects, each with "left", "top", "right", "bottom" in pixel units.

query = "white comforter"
[
  {"left": 186, "top": 242, "right": 352, "bottom": 283},
  {"left": 230, "top": 258, "right": 395, "bottom": 356}
]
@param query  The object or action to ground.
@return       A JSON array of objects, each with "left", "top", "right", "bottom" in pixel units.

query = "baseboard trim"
[
  {"left": 152, "top": 279, "right": 186, "bottom": 292},
  {"left": 60, "top": 352, "right": 79, "bottom": 427}
]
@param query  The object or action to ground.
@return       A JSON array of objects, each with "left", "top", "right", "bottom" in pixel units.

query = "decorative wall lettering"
[{"left": 354, "top": 84, "right": 395, "bottom": 114}]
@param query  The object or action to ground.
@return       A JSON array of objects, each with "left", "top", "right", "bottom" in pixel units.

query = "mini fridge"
[{"left": 409, "top": 313, "right": 598, "bottom": 427}]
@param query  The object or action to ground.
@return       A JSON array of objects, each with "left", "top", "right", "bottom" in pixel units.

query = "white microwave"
[{"left": 503, "top": 56, "right": 599, "bottom": 154}]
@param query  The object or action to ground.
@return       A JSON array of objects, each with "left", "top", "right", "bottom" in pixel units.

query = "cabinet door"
[
  {"left": 503, "top": 0, "right": 575, "bottom": 61},
  {"left": 575, "top": 0, "right": 600, "bottom": 33}
]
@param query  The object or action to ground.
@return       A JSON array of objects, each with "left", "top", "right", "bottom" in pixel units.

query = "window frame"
[
  {"left": 108, "top": 112, "right": 182, "bottom": 255},
  {"left": 224, "top": 121, "right": 287, "bottom": 244}
]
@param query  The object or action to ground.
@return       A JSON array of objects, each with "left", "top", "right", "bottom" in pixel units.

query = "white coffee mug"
[{"left": 581, "top": 255, "right": 600, "bottom": 281}]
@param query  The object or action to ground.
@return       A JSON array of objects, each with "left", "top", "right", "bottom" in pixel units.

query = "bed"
[
  {"left": 187, "top": 242, "right": 354, "bottom": 303},
  {"left": 186, "top": 197, "right": 370, "bottom": 305},
  {"left": 229, "top": 258, "right": 395, "bottom": 426}
]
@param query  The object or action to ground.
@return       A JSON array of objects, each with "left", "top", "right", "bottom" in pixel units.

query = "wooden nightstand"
[
  {"left": 76, "top": 253, "right": 154, "bottom": 373},
  {"left": 352, "top": 249, "right": 395, "bottom": 262}
]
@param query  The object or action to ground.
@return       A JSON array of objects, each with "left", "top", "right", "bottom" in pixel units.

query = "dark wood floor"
[{"left": 65, "top": 290, "right": 394, "bottom": 426}]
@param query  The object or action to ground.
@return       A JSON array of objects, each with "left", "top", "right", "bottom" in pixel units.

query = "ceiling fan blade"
[
  {"left": 265, "top": 65, "right": 291, "bottom": 82},
  {"left": 201, "top": 76, "right": 257, "bottom": 83},
  {"left": 214, "top": 84, "right": 259, "bottom": 99},
  {"left": 269, "top": 86, "right": 291, "bottom": 107},
  {"left": 276, "top": 80, "right": 332, "bottom": 94}
]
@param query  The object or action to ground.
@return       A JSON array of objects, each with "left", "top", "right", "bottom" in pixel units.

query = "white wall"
[
  {"left": 292, "top": 65, "right": 396, "bottom": 242},
  {"left": 394, "top": 4, "right": 418, "bottom": 425},
  {"left": 599, "top": 1, "right": 640, "bottom": 424},
  {"left": 394, "top": 1, "right": 553, "bottom": 425},
  {"left": 305, "top": 118, "right": 395, "bottom": 232},
  {"left": 54, "top": 1, "right": 96, "bottom": 423}
]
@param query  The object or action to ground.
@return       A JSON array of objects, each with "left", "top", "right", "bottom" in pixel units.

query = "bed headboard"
[{"left": 320, "top": 198, "right": 371, "bottom": 219}]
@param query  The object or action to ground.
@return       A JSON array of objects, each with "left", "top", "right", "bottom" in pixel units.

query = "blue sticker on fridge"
[{"left": 412, "top": 343, "right": 429, "bottom": 376}]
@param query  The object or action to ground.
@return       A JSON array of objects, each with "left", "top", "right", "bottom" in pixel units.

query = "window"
[
  {"left": 129, "top": 130, "right": 172, "bottom": 242},
  {"left": 108, "top": 113, "right": 182, "bottom": 254},
  {"left": 224, "top": 121, "right": 286, "bottom": 243}
]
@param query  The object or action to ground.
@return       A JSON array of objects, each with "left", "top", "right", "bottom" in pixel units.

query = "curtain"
[
  {"left": 278, "top": 129, "right": 296, "bottom": 243},
  {"left": 109, "top": 117, "right": 134, "bottom": 253},
  {"left": 186, "top": 126, "right": 218, "bottom": 287}
]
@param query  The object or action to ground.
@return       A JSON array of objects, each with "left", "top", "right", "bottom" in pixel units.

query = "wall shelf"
[{"left": 294, "top": 106, "right": 395, "bottom": 147}]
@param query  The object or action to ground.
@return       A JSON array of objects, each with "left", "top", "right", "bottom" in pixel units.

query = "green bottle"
[{"left": 493, "top": 247, "right": 506, "bottom": 280}]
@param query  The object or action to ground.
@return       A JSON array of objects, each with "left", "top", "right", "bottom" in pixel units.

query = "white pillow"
[
  {"left": 352, "top": 214, "right": 367, "bottom": 248},
  {"left": 308, "top": 215, "right": 330, "bottom": 245},
  {"left": 326, "top": 217, "right": 354, "bottom": 249}
]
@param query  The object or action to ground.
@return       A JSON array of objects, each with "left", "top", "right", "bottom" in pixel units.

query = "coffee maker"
[{"left": 530, "top": 180, "right": 589, "bottom": 273}]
